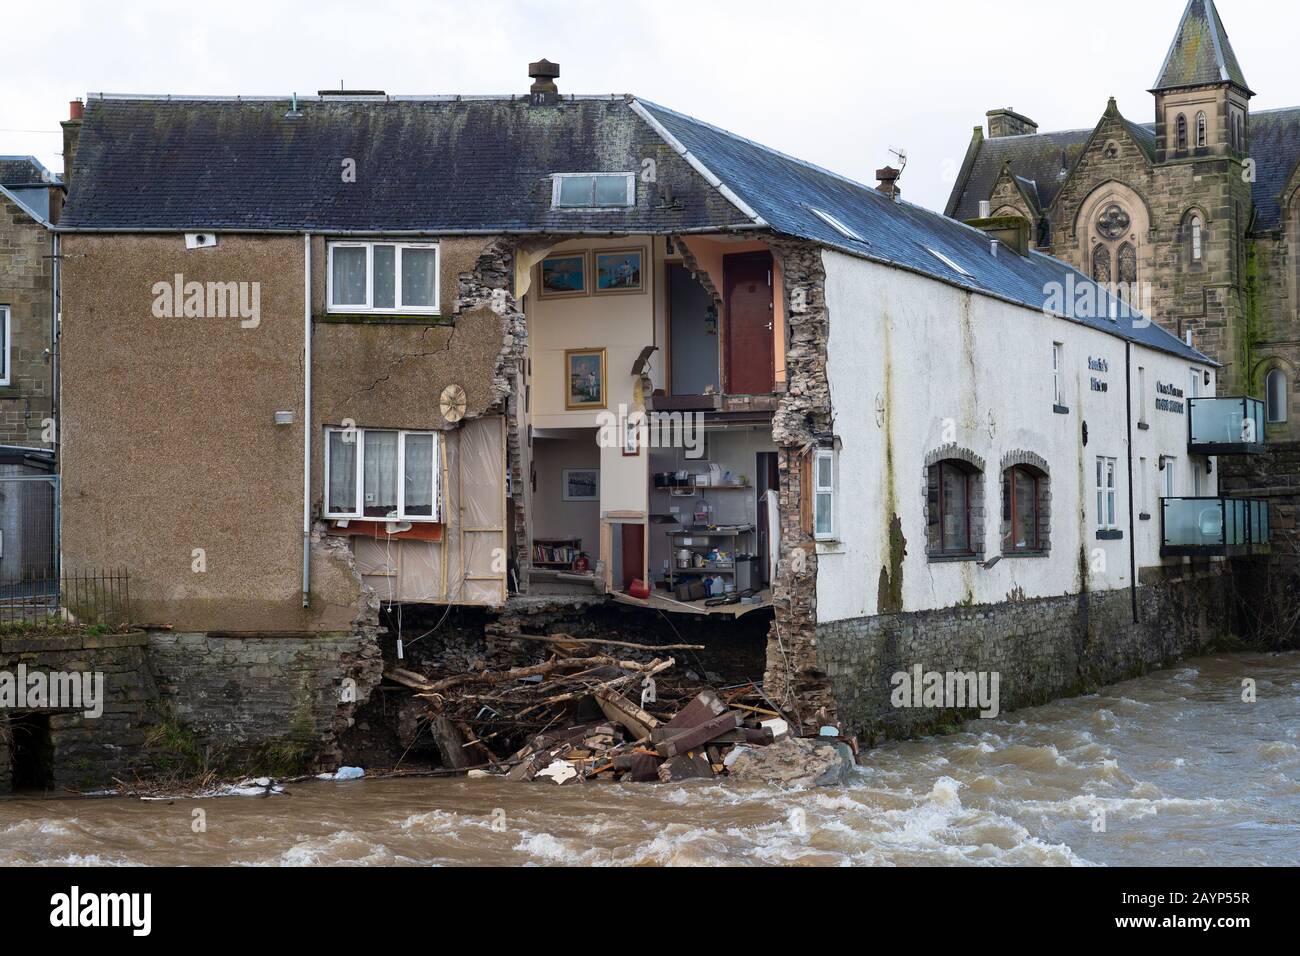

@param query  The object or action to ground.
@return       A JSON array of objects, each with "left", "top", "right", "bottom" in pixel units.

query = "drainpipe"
[
  {"left": 1124, "top": 342, "right": 1138, "bottom": 624},
  {"left": 302, "top": 233, "right": 312, "bottom": 607},
  {"left": 52, "top": 231, "right": 60, "bottom": 579}
]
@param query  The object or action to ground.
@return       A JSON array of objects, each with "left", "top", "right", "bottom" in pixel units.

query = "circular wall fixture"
[{"left": 440, "top": 384, "right": 468, "bottom": 423}]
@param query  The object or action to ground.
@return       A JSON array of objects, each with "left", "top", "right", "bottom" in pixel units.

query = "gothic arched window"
[
  {"left": 1092, "top": 244, "right": 1112, "bottom": 284},
  {"left": 1266, "top": 369, "right": 1289, "bottom": 424},
  {"left": 1196, "top": 112, "right": 1208, "bottom": 148},
  {"left": 1189, "top": 215, "right": 1204, "bottom": 263},
  {"left": 1118, "top": 242, "right": 1138, "bottom": 287},
  {"left": 1177, "top": 114, "right": 1188, "bottom": 151}
]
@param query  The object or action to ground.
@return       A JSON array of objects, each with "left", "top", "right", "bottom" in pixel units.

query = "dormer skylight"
[
  {"left": 925, "top": 247, "right": 972, "bottom": 278},
  {"left": 809, "top": 207, "right": 864, "bottom": 242}
]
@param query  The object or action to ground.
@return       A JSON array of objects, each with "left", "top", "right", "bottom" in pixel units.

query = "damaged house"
[{"left": 53, "top": 62, "right": 1266, "bottom": 765}]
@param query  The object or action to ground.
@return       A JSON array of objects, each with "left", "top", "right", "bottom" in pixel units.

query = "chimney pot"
[
  {"left": 69, "top": 99, "right": 84, "bottom": 121},
  {"left": 529, "top": 59, "right": 561, "bottom": 101},
  {"left": 875, "top": 166, "right": 901, "bottom": 200}
]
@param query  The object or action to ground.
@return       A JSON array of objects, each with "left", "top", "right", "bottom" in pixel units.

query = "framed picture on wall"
[
  {"left": 565, "top": 348, "right": 607, "bottom": 410},
  {"left": 622, "top": 416, "right": 641, "bottom": 457},
  {"left": 594, "top": 248, "right": 645, "bottom": 294},
  {"left": 538, "top": 252, "right": 588, "bottom": 299},
  {"left": 562, "top": 468, "right": 599, "bottom": 502}
]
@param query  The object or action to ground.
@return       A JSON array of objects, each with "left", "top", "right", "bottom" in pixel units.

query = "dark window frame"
[
  {"left": 929, "top": 460, "right": 977, "bottom": 557},
  {"left": 1002, "top": 465, "right": 1043, "bottom": 553}
]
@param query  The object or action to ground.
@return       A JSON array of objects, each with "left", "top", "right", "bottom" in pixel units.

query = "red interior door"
[
  {"left": 620, "top": 524, "right": 645, "bottom": 592},
  {"left": 724, "top": 251, "right": 775, "bottom": 395}
]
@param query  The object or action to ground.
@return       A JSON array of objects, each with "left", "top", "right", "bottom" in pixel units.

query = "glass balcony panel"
[{"left": 1188, "top": 397, "right": 1267, "bottom": 453}]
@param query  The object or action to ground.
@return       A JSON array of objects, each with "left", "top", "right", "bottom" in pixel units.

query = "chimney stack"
[
  {"left": 986, "top": 107, "right": 1038, "bottom": 138},
  {"left": 529, "top": 59, "right": 561, "bottom": 106},
  {"left": 61, "top": 99, "right": 84, "bottom": 188},
  {"left": 875, "top": 166, "right": 901, "bottom": 201}
]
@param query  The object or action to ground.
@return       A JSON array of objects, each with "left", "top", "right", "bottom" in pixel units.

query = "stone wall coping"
[{"left": 0, "top": 629, "right": 149, "bottom": 654}]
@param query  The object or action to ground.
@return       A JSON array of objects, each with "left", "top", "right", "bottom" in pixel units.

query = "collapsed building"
[{"left": 48, "top": 61, "right": 1268, "bottom": 775}]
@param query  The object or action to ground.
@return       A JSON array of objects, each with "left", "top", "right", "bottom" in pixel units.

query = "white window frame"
[
  {"left": 0, "top": 306, "right": 9, "bottom": 387},
  {"left": 1138, "top": 366, "right": 1148, "bottom": 425},
  {"left": 1096, "top": 456, "right": 1118, "bottom": 531},
  {"left": 813, "top": 449, "right": 836, "bottom": 541},
  {"left": 1052, "top": 342, "right": 1064, "bottom": 406},
  {"left": 550, "top": 172, "right": 636, "bottom": 210},
  {"left": 323, "top": 426, "right": 442, "bottom": 523},
  {"left": 1163, "top": 458, "right": 1177, "bottom": 500},
  {"left": 1138, "top": 457, "right": 1149, "bottom": 515},
  {"left": 925, "top": 247, "right": 972, "bottom": 278},
  {"left": 326, "top": 241, "right": 441, "bottom": 315}
]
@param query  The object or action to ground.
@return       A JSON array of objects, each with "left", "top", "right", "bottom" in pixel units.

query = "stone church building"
[{"left": 947, "top": 0, "right": 1299, "bottom": 440}]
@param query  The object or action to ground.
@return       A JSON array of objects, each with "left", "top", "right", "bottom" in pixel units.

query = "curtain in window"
[
  {"left": 404, "top": 434, "right": 436, "bottom": 517},
  {"left": 363, "top": 431, "right": 399, "bottom": 517},
  {"left": 327, "top": 431, "right": 357, "bottom": 514},
  {"left": 332, "top": 247, "right": 367, "bottom": 305},
  {"left": 401, "top": 249, "right": 438, "bottom": 308},
  {"left": 373, "top": 245, "right": 396, "bottom": 309}
]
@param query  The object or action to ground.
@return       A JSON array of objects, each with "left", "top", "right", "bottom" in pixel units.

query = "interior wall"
[
  {"left": 668, "top": 264, "right": 720, "bottom": 395},
  {"left": 647, "top": 425, "right": 776, "bottom": 588},
  {"left": 531, "top": 432, "right": 601, "bottom": 560}
]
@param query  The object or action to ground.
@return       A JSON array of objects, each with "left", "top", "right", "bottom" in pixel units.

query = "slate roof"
[
  {"left": 946, "top": 129, "right": 1090, "bottom": 222},
  {"left": 948, "top": 109, "right": 1300, "bottom": 235},
  {"left": 0, "top": 156, "right": 56, "bottom": 185},
  {"left": 58, "top": 96, "right": 749, "bottom": 234},
  {"left": 1248, "top": 106, "right": 1300, "bottom": 232},
  {"left": 1152, "top": 0, "right": 1250, "bottom": 93},
  {"left": 60, "top": 93, "right": 1209, "bottom": 364},
  {"left": 636, "top": 101, "right": 1208, "bottom": 364}
]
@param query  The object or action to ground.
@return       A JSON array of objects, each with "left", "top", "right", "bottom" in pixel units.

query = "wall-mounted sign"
[
  {"left": 1156, "top": 381, "right": 1185, "bottom": 414},
  {"left": 1089, "top": 357, "right": 1110, "bottom": 393}
]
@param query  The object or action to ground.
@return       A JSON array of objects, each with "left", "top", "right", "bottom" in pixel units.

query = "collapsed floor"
[{"left": 337, "top": 600, "right": 818, "bottom": 782}]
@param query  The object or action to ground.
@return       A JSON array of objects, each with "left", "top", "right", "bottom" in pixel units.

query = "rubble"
[{"left": 382, "top": 634, "right": 858, "bottom": 787}]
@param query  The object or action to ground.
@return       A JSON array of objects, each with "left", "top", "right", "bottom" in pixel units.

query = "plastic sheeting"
[{"left": 347, "top": 415, "right": 507, "bottom": 607}]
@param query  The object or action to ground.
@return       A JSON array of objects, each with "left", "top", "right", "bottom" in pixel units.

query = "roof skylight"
[
  {"left": 925, "top": 247, "right": 972, "bottom": 278},
  {"left": 809, "top": 207, "right": 864, "bottom": 243}
]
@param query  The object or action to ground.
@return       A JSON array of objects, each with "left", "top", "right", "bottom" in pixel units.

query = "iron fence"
[{"left": 0, "top": 568, "right": 132, "bottom": 628}]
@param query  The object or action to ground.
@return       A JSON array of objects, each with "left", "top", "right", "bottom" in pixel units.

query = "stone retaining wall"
[{"left": 817, "top": 567, "right": 1230, "bottom": 741}]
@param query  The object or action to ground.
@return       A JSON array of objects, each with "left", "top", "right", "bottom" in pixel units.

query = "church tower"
[
  {"left": 1151, "top": 0, "right": 1253, "bottom": 163},
  {"left": 1149, "top": 0, "right": 1256, "bottom": 390}
]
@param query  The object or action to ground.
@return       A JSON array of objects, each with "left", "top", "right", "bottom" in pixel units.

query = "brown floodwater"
[{"left": 3, "top": 652, "right": 1298, "bottom": 866}]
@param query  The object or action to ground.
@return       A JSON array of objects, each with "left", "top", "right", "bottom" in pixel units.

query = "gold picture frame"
[
  {"left": 565, "top": 348, "right": 607, "bottom": 410},
  {"left": 537, "top": 251, "right": 589, "bottom": 299},
  {"left": 593, "top": 247, "right": 646, "bottom": 295}
]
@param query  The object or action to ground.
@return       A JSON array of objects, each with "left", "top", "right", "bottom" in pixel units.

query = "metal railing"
[{"left": 0, "top": 568, "right": 132, "bottom": 628}]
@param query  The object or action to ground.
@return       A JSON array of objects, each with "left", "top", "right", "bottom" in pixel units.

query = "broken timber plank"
[
  {"left": 663, "top": 689, "right": 728, "bottom": 732},
  {"left": 595, "top": 688, "right": 661, "bottom": 740},
  {"left": 654, "top": 711, "right": 743, "bottom": 759}
]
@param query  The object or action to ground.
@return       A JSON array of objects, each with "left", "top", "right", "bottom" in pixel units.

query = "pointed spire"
[{"left": 1152, "top": 0, "right": 1251, "bottom": 95}]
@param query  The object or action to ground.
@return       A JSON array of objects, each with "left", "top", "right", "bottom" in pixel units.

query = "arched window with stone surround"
[
  {"left": 1177, "top": 114, "right": 1188, "bottom": 151},
  {"left": 1196, "top": 112, "right": 1208, "bottom": 148},
  {"left": 924, "top": 450, "right": 985, "bottom": 560},
  {"left": 1001, "top": 458, "right": 1051, "bottom": 554},
  {"left": 1189, "top": 215, "right": 1204, "bottom": 264},
  {"left": 1267, "top": 368, "right": 1289, "bottom": 424},
  {"left": 1118, "top": 242, "right": 1137, "bottom": 286},
  {"left": 1092, "top": 244, "right": 1112, "bottom": 283}
]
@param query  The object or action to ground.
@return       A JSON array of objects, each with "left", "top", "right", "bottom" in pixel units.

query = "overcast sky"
[{"left": 3, "top": 0, "right": 1294, "bottom": 212}]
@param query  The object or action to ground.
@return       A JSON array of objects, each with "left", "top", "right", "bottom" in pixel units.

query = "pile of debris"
[{"left": 383, "top": 634, "right": 854, "bottom": 786}]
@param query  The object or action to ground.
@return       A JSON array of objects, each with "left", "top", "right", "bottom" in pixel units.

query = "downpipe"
[{"left": 302, "top": 233, "right": 312, "bottom": 608}]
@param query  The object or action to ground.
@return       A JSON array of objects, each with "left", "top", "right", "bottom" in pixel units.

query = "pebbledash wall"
[
  {"left": 812, "top": 250, "right": 1232, "bottom": 738},
  {"left": 55, "top": 231, "right": 519, "bottom": 774}
]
